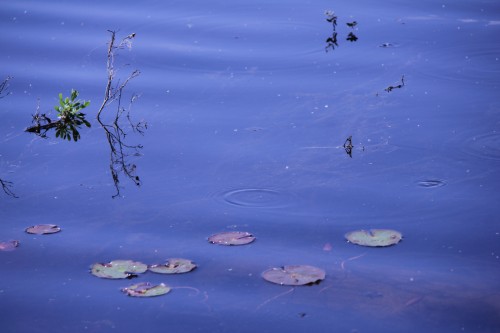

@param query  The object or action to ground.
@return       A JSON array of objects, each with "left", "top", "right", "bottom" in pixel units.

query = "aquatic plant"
[
  {"left": 149, "top": 258, "right": 197, "bottom": 274},
  {"left": 208, "top": 231, "right": 256, "bottom": 245},
  {"left": 122, "top": 282, "right": 171, "bottom": 297},
  {"left": 25, "top": 224, "right": 62, "bottom": 235},
  {"left": 25, "top": 89, "right": 91, "bottom": 142},
  {"left": 262, "top": 265, "right": 326, "bottom": 286},
  {"left": 54, "top": 89, "right": 91, "bottom": 141},
  {"left": 345, "top": 229, "right": 403, "bottom": 247}
]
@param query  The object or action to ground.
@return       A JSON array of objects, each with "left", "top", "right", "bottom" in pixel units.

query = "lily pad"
[
  {"left": 262, "top": 265, "right": 326, "bottom": 286},
  {"left": 208, "top": 231, "right": 255, "bottom": 245},
  {"left": 149, "top": 258, "right": 197, "bottom": 274},
  {"left": 91, "top": 260, "right": 148, "bottom": 279},
  {"left": 0, "top": 240, "right": 19, "bottom": 252},
  {"left": 122, "top": 282, "right": 171, "bottom": 297},
  {"left": 345, "top": 229, "right": 402, "bottom": 247},
  {"left": 25, "top": 224, "right": 61, "bottom": 235}
]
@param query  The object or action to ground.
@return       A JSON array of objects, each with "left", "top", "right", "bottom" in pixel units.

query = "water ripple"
[
  {"left": 416, "top": 179, "right": 447, "bottom": 188},
  {"left": 219, "top": 188, "right": 292, "bottom": 208},
  {"left": 461, "top": 131, "right": 500, "bottom": 161}
]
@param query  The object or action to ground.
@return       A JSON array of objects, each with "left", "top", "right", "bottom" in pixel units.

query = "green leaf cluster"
[{"left": 54, "top": 89, "right": 91, "bottom": 141}]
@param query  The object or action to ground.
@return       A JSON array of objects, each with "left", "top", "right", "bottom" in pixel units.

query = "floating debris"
[
  {"left": 149, "top": 258, "right": 197, "bottom": 274},
  {"left": 25, "top": 224, "right": 61, "bottom": 235},
  {"left": 343, "top": 136, "right": 354, "bottom": 157},
  {"left": 262, "top": 265, "right": 326, "bottom": 286},
  {"left": 208, "top": 231, "right": 256, "bottom": 246},
  {"left": 345, "top": 229, "right": 402, "bottom": 247},
  {"left": 122, "top": 282, "right": 171, "bottom": 297}
]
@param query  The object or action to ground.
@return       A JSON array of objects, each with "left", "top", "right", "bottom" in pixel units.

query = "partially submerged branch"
[{"left": 25, "top": 90, "right": 91, "bottom": 141}]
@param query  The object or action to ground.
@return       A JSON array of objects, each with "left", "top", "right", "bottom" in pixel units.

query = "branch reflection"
[
  {"left": 97, "top": 30, "right": 146, "bottom": 198},
  {"left": 0, "top": 76, "right": 18, "bottom": 198},
  {"left": 324, "top": 10, "right": 358, "bottom": 52}
]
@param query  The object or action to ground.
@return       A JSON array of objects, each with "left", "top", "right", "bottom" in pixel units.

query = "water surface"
[{"left": 1, "top": 1, "right": 499, "bottom": 332}]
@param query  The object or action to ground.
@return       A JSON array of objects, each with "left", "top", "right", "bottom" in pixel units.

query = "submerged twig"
[
  {"left": 340, "top": 253, "right": 366, "bottom": 271},
  {"left": 0, "top": 178, "right": 18, "bottom": 198},
  {"left": 97, "top": 30, "right": 145, "bottom": 198},
  {"left": 0, "top": 76, "right": 12, "bottom": 99},
  {"left": 255, "top": 287, "right": 295, "bottom": 311},
  {"left": 385, "top": 75, "right": 405, "bottom": 92}
]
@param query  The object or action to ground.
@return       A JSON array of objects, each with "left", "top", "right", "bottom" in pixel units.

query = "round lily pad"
[
  {"left": 0, "top": 240, "right": 20, "bottom": 252},
  {"left": 208, "top": 231, "right": 255, "bottom": 245},
  {"left": 122, "top": 282, "right": 171, "bottom": 297},
  {"left": 90, "top": 260, "right": 148, "bottom": 279},
  {"left": 25, "top": 224, "right": 61, "bottom": 235},
  {"left": 149, "top": 258, "right": 197, "bottom": 274},
  {"left": 262, "top": 265, "right": 326, "bottom": 286},
  {"left": 345, "top": 229, "right": 402, "bottom": 247}
]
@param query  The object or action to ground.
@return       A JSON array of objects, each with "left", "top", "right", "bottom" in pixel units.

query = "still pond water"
[{"left": 1, "top": 0, "right": 500, "bottom": 332}]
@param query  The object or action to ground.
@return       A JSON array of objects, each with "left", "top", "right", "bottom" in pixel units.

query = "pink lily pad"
[
  {"left": 25, "top": 224, "right": 61, "bottom": 235},
  {"left": 208, "top": 231, "right": 255, "bottom": 246},
  {"left": 262, "top": 265, "right": 326, "bottom": 286},
  {"left": 149, "top": 258, "right": 197, "bottom": 274},
  {"left": 122, "top": 282, "right": 171, "bottom": 297},
  {"left": 0, "top": 240, "right": 20, "bottom": 252}
]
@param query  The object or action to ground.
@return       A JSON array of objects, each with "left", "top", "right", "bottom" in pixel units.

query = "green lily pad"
[
  {"left": 208, "top": 231, "right": 255, "bottom": 245},
  {"left": 25, "top": 224, "right": 61, "bottom": 235},
  {"left": 149, "top": 258, "right": 197, "bottom": 274},
  {"left": 262, "top": 265, "right": 326, "bottom": 286},
  {"left": 345, "top": 229, "right": 402, "bottom": 247},
  {"left": 0, "top": 240, "right": 19, "bottom": 252},
  {"left": 122, "top": 282, "right": 171, "bottom": 297},
  {"left": 90, "top": 260, "right": 148, "bottom": 279}
]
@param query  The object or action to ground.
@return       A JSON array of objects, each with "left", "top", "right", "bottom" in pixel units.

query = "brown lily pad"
[
  {"left": 262, "top": 265, "right": 326, "bottom": 286},
  {"left": 91, "top": 260, "right": 148, "bottom": 279},
  {"left": 345, "top": 229, "right": 402, "bottom": 247},
  {"left": 208, "top": 231, "right": 255, "bottom": 245},
  {"left": 0, "top": 240, "right": 20, "bottom": 252},
  {"left": 149, "top": 258, "right": 197, "bottom": 274},
  {"left": 122, "top": 282, "right": 171, "bottom": 297},
  {"left": 25, "top": 224, "right": 61, "bottom": 235}
]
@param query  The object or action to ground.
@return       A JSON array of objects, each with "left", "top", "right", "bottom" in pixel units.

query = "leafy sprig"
[{"left": 54, "top": 89, "right": 91, "bottom": 141}]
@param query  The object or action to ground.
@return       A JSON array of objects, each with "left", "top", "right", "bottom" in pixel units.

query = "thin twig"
[{"left": 255, "top": 287, "right": 295, "bottom": 311}]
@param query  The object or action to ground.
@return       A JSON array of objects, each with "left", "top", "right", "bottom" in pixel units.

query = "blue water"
[{"left": 1, "top": 1, "right": 499, "bottom": 332}]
